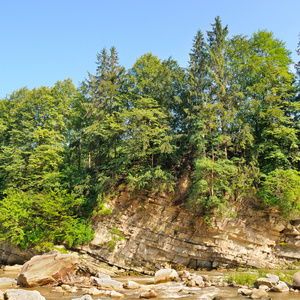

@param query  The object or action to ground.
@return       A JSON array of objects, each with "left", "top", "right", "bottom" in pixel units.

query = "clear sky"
[{"left": 1, "top": 0, "right": 299, "bottom": 99}]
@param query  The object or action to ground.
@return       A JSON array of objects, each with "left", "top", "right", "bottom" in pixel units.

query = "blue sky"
[{"left": 1, "top": 0, "right": 299, "bottom": 98}]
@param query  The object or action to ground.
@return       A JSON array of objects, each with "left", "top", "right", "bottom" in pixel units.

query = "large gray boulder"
[
  {"left": 4, "top": 289, "right": 46, "bottom": 300},
  {"left": 17, "top": 250, "right": 79, "bottom": 287}
]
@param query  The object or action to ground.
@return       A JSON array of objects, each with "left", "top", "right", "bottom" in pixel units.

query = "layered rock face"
[{"left": 79, "top": 187, "right": 300, "bottom": 271}]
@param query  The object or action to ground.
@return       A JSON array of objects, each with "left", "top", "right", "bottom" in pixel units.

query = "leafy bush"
[
  {"left": 0, "top": 189, "right": 94, "bottom": 250},
  {"left": 126, "top": 166, "right": 174, "bottom": 193},
  {"left": 258, "top": 169, "right": 300, "bottom": 218},
  {"left": 188, "top": 157, "right": 238, "bottom": 215}
]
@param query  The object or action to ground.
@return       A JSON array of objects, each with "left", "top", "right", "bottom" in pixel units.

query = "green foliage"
[
  {"left": 188, "top": 157, "right": 238, "bottom": 215},
  {"left": 126, "top": 166, "right": 174, "bottom": 193},
  {"left": 107, "top": 226, "right": 125, "bottom": 252},
  {"left": 258, "top": 169, "right": 300, "bottom": 218},
  {"left": 0, "top": 189, "right": 94, "bottom": 250}
]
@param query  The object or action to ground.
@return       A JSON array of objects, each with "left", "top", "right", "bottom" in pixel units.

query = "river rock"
[
  {"left": 71, "top": 295, "right": 93, "bottom": 300},
  {"left": 194, "top": 275, "right": 204, "bottom": 286},
  {"left": 154, "top": 269, "right": 178, "bottom": 284},
  {"left": 139, "top": 289, "right": 157, "bottom": 298},
  {"left": 293, "top": 271, "right": 300, "bottom": 288},
  {"left": 3, "top": 265, "right": 22, "bottom": 272},
  {"left": 123, "top": 280, "right": 141, "bottom": 289},
  {"left": 88, "top": 287, "right": 102, "bottom": 296},
  {"left": 177, "top": 270, "right": 190, "bottom": 280},
  {"left": 265, "top": 273, "right": 279, "bottom": 282},
  {"left": 96, "top": 272, "right": 111, "bottom": 279},
  {"left": 91, "top": 276, "right": 123, "bottom": 289},
  {"left": 238, "top": 288, "right": 252, "bottom": 296},
  {"left": 250, "top": 288, "right": 268, "bottom": 299},
  {"left": 0, "top": 278, "right": 17, "bottom": 289},
  {"left": 271, "top": 280, "right": 289, "bottom": 292},
  {"left": 255, "top": 277, "right": 278, "bottom": 288},
  {"left": 4, "top": 289, "right": 46, "bottom": 300},
  {"left": 110, "top": 290, "right": 125, "bottom": 298},
  {"left": 17, "top": 250, "right": 79, "bottom": 287},
  {"left": 186, "top": 279, "right": 196, "bottom": 287}
]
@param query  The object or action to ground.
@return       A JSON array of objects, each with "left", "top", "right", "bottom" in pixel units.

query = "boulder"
[
  {"left": 255, "top": 277, "right": 278, "bottom": 288},
  {"left": 250, "top": 288, "right": 268, "bottom": 299},
  {"left": 0, "top": 278, "right": 17, "bottom": 289},
  {"left": 91, "top": 276, "right": 123, "bottom": 289},
  {"left": 139, "top": 289, "right": 157, "bottom": 298},
  {"left": 154, "top": 269, "right": 178, "bottom": 284},
  {"left": 265, "top": 273, "right": 279, "bottom": 282},
  {"left": 293, "top": 271, "right": 300, "bottom": 288},
  {"left": 271, "top": 281, "right": 289, "bottom": 292},
  {"left": 4, "top": 289, "right": 46, "bottom": 300},
  {"left": 123, "top": 280, "right": 141, "bottom": 289},
  {"left": 17, "top": 250, "right": 79, "bottom": 287},
  {"left": 0, "top": 291, "right": 4, "bottom": 300}
]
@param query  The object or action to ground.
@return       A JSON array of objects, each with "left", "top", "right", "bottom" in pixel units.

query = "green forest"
[{"left": 1, "top": 17, "right": 300, "bottom": 250}]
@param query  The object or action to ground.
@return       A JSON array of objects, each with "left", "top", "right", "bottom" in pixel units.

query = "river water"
[{"left": 1, "top": 269, "right": 300, "bottom": 299}]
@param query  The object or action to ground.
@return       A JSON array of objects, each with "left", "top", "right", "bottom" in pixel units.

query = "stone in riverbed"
[
  {"left": 110, "top": 290, "right": 125, "bottom": 298},
  {"left": 238, "top": 288, "right": 252, "bottom": 296},
  {"left": 88, "top": 287, "right": 102, "bottom": 296},
  {"left": 250, "top": 288, "right": 268, "bottom": 299},
  {"left": 255, "top": 276, "right": 278, "bottom": 288},
  {"left": 4, "top": 289, "right": 46, "bottom": 300},
  {"left": 293, "top": 271, "right": 300, "bottom": 288},
  {"left": 91, "top": 276, "right": 123, "bottom": 289},
  {"left": 71, "top": 295, "right": 93, "bottom": 300},
  {"left": 271, "top": 281, "right": 289, "bottom": 292},
  {"left": 0, "top": 277, "right": 17, "bottom": 289},
  {"left": 139, "top": 289, "right": 157, "bottom": 298},
  {"left": 154, "top": 269, "right": 178, "bottom": 284},
  {"left": 123, "top": 280, "right": 141, "bottom": 289},
  {"left": 17, "top": 250, "right": 79, "bottom": 287}
]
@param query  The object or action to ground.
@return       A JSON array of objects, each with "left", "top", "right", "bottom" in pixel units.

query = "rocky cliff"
[
  {"left": 78, "top": 181, "right": 300, "bottom": 272},
  {"left": 2, "top": 178, "right": 300, "bottom": 271}
]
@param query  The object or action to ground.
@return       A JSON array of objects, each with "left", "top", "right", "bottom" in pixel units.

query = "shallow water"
[{"left": 1, "top": 269, "right": 299, "bottom": 299}]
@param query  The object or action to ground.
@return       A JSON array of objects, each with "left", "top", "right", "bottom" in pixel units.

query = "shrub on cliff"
[
  {"left": 0, "top": 189, "right": 94, "bottom": 250},
  {"left": 258, "top": 169, "right": 300, "bottom": 218}
]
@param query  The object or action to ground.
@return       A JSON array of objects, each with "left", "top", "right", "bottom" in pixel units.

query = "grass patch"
[{"left": 226, "top": 268, "right": 295, "bottom": 286}]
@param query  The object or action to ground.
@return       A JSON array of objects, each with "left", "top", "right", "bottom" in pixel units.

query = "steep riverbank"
[
  {"left": 77, "top": 183, "right": 300, "bottom": 272},
  {"left": 1, "top": 179, "right": 300, "bottom": 272}
]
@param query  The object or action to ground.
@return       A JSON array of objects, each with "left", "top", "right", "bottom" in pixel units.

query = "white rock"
[
  {"left": 4, "top": 289, "right": 46, "bottom": 300},
  {"left": 154, "top": 269, "right": 178, "bottom": 284},
  {"left": 110, "top": 290, "right": 125, "bottom": 298},
  {"left": 271, "top": 281, "right": 289, "bottom": 292},
  {"left": 139, "top": 289, "right": 157, "bottom": 298},
  {"left": 88, "top": 287, "right": 102, "bottom": 296},
  {"left": 123, "top": 280, "right": 141, "bottom": 289},
  {"left": 71, "top": 295, "right": 93, "bottom": 300}
]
